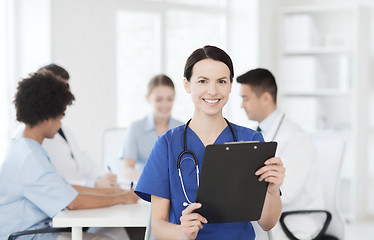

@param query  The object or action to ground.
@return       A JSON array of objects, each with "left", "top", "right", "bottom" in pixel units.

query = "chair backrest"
[
  {"left": 312, "top": 136, "right": 346, "bottom": 239},
  {"left": 144, "top": 207, "right": 155, "bottom": 240},
  {"left": 101, "top": 127, "right": 126, "bottom": 176}
]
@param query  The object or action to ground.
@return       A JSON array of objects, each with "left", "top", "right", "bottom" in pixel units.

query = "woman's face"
[
  {"left": 44, "top": 115, "right": 63, "bottom": 139},
  {"left": 148, "top": 85, "right": 175, "bottom": 119},
  {"left": 184, "top": 59, "right": 232, "bottom": 117}
]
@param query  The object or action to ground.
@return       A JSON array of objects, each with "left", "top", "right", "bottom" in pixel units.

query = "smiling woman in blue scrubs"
[{"left": 135, "top": 46, "right": 285, "bottom": 240}]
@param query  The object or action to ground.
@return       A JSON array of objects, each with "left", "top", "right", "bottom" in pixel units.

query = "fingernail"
[
  {"left": 255, "top": 171, "right": 259, "bottom": 175},
  {"left": 197, "top": 203, "right": 202, "bottom": 207}
]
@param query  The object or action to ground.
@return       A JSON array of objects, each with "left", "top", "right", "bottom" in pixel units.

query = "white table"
[{"left": 53, "top": 200, "right": 150, "bottom": 240}]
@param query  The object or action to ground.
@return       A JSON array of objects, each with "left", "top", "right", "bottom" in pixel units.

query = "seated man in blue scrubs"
[{"left": 0, "top": 72, "right": 138, "bottom": 240}]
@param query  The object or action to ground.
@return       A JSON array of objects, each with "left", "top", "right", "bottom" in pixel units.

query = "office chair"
[
  {"left": 101, "top": 127, "right": 126, "bottom": 176},
  {"left": 8, "top": 227, "right": 71, "bottom": 240},
  {"left": 279, "top": 136, "right": 346, "bottom": 240}
]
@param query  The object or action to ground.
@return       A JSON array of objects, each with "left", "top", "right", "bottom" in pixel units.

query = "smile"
[{"left": 203, "top": 99, "right": 220, "bottom": 104}]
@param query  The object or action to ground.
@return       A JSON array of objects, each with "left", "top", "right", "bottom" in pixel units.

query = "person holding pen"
[
  {"left": 119, "top": 74, "right": 183, "bottom": 179},
  {"left": 39, "top": 64, "right": 118, "bottom": 188},
  {"left": 0, "top": 72, "right": 138, "bottom": 240},
  {"left": 13, "top": 64, "right": 118, "bottom": 188},
  {"left": 134, "top": 45, "right": 285, "bottom": 240}
]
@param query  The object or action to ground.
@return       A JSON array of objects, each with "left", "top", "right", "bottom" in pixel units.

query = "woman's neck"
[
  {"left": 23, "top": 125, "right": 44, "bottom": 144},
  {"left": 189, "top": 111, "right": 227, "bottom": 146},
  {"left": 154, "top": 115, "right": 169, "bottom": 126},
  {"left": 154, "top": 115, "right": 169, "bottom": 136}
]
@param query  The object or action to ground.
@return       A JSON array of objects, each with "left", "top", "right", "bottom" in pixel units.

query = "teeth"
[{"left": 204, "top": 99, "right": 219, "bottom": 104}]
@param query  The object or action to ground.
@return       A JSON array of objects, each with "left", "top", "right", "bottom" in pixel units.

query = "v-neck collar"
[{"left": 187, "top": 125, "right": 231, "bottom": 149}]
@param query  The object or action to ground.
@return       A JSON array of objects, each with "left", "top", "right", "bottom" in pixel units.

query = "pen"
[
  {"left": 130, "top": 181, "right": 134, "bottom": 190},
  {"left": 107, "top": 165, "right": 112, "bottom": 173}
]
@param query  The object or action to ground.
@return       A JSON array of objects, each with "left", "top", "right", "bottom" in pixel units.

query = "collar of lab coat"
[{"left": 259, "top": 109, "right": 284, "bottom": 141}]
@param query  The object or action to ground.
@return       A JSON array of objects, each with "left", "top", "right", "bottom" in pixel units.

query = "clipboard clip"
[{"left": 224, "top": 141, "right": 260, "bottom": 144}]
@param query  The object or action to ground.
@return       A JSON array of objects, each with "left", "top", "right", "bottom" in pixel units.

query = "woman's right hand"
[
  {"left": 121, "top": 190, "right": 139, "bottom": 204},
  {"left": 180, "top": 203, "right": 208, "bottom": 240}
]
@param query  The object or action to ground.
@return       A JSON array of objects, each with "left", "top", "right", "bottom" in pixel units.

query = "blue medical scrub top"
[
  {"left": 135, "top": 122, "right": 264, "bottom": 240},
  {"left": 0, "top": 138, "right": 78, "bottom": 240}
]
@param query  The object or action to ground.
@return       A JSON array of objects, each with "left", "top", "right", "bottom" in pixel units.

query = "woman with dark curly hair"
[
  {"left": 37, "top": 64, "right": 119, "bottom": 189},
  {"left": 0, "top": 72, "right": 138, "bottom": 240}
]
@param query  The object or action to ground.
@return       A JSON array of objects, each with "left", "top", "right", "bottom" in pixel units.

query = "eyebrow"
[{"left": 197, "top": 76, "right": 229, "bottom": 80}]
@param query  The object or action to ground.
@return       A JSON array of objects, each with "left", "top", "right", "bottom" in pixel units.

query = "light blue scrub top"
[
  {"left": 120, "top": 114, "right": 183, "bottom": 170},
  {"left": 135, "top": 122, "right": 264, "bottom": 240},
  {"left": 0, "top": 138, "right": 79, "bottom": 240}
]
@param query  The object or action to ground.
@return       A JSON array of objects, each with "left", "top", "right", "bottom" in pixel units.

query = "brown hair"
[
  {"left": 184, "top": 45, "right": 234, "bottom": 82},
  {"left": 147, "top": 74, "right": 175, "bottom": 96},
  {"left": 237, "top": 68, "right": 277, "bottom": 104}
]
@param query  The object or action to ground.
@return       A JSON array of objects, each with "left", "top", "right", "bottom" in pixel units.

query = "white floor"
[{"left": 346, "top": 221, "right": 374, "bottom": 240}]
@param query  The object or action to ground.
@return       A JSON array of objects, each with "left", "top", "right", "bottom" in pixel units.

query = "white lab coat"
[
  {"left": 253, "top": 111, "right": 324, "bottom": 240},
  {"left": 42, "top": 125, "right": 101, "bottom": 186}
]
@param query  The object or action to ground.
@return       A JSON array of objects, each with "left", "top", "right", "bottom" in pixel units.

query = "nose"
[{"left": 207, "top": 82, "right": 217, "bottom": 95}]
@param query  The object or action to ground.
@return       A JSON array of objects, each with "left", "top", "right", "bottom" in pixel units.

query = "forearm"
[
  {"left": 67, "top": 193, "right": 124, "bottom": 210},
  {"left": 258, "top": 190, "right": 282, "bottom": 231},
  {"left": 152, "top": 219, "right": 186, "bottom": 240},
  {"left": 124, "top": 158, "right": 136, "bottom": 168},
  {"left": 72, "top": 185, "right": 123, "bottom": 194}
]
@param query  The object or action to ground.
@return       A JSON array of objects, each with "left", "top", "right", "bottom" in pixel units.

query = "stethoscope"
[
  {"left": 270, "top": 113, "right": 285, "bottom": 141},
  {"left": 177, "top": 118, "right": 237, "bottom": 207}
]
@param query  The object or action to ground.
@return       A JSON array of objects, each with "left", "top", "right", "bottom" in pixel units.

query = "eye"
[
  {"left": 218, "top": 79, "right": 227, "bottom": 84},
  {"left": 198, "top": 79, "right": 207, "bottom": 84}
]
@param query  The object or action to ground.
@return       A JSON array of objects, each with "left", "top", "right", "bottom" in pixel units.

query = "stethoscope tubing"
[
  {"left": 177, "top": 118, "right": 236, "bottom": 206},
  {"left": 271, "top": 113, "right": 285, "bottom": 141}
]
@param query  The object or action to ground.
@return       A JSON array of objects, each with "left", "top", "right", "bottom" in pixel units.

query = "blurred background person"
[
  {"left": 39, "top": 64, "right": 118, "bottom": 188},
  {"left": 0, "top": 72, "right": 137, "bottom": 240},
  {"left": 119, "top": 74, "right": 182, "bottom": 180},
  {"left": 237, "top": 68, "right": 324, "bottom": 240},
  {"left": 14, "top": 63, "right": 118, "bottom": 188}
]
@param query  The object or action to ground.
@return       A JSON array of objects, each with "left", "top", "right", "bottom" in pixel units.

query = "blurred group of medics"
[{"left": 0, "top": 45, "right": 323, "bottom": 240}]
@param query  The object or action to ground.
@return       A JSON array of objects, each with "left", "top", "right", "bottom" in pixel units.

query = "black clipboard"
[{"left": 195, "top": 141, "right": 277, "bottom": 223}]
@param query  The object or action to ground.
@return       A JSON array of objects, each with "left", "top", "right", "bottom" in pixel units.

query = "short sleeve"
[
  {"left": 120, "top": 123, "right": 138, "bottom": 161},
  {"left": 22, "top": 153, "right": 78, "bottom": 218},
  {"left": 253, "top": 132, "right": 265, "bottom": 142},
  {"left": 135, "top": 136, "right": 170, "bottom": 202}
]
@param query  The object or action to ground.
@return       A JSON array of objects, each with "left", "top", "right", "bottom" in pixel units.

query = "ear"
[
  {"left": 42, "top": 119, "right": 50, "bottom": 126},
  {"left": 262, "top": 92, "right": 273, "bottom": 105},
  {"left": 183, "top": 78, "right": 191, "bottom": 94}
]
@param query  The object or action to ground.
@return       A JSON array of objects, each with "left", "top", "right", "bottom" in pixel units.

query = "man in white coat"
[
  {"left": 38, "top": 64, "right": 117, "bottom": 188},
  {"left": 237, "top": 68, "right": 324, "bottom": 240}
]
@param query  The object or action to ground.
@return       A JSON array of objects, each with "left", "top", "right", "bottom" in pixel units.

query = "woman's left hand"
[
  {"left": 95, "top": 173, "right": 119, "bottom": 188},
  {"left": 255, "top": 157, "right": 285, "bottom": 194}
]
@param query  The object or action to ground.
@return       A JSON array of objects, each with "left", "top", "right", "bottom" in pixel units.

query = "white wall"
[
  {"left": 259, "top": 0, "right": 374, "bottom": 221},
  {"left": 51, "top": 0, "right": 117, "bottom": 164},
  {"left": 49, "top": 0, "right": 259, "bottom": 166},
  {"left": 226, "top": 0, "right": 259, "bottom": 128}
]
